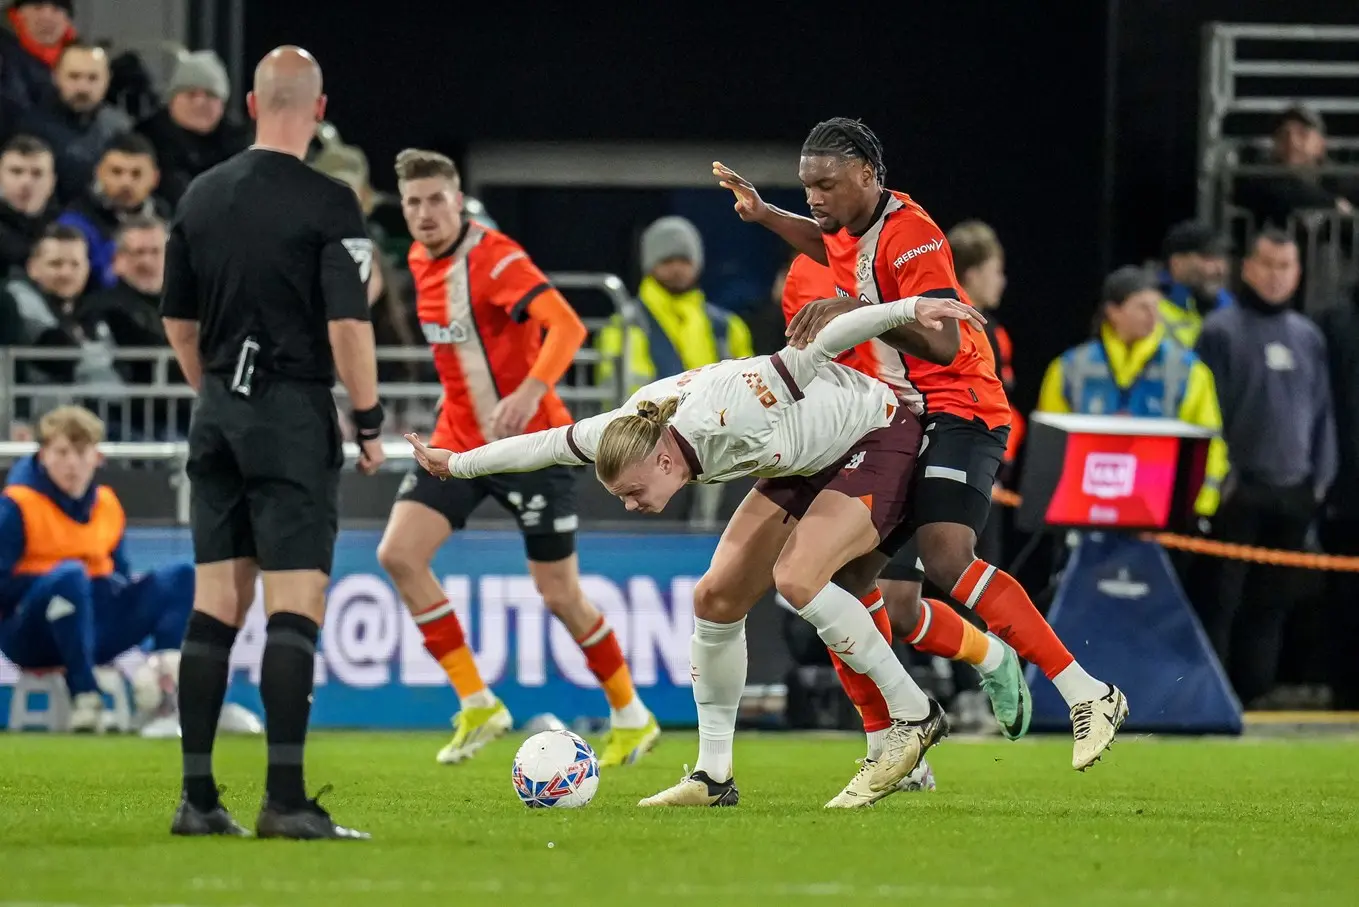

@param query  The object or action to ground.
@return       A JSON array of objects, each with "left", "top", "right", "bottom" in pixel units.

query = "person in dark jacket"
[
  {"left": 16, "top": 43, "right": 131, "bottom": 204},
  {"left": 77, "top": 214, "right": 167, "bottom": 375},
  {"left": 1317, "top": 283, "right": 1359, "bottom": 708},
  {"left": 1234, "top": 106, "right": 1358, "bottom": 229},
  {"left": 56, "top": 132, "right": 166, "bottom": 290},
  {"left": 0, "top": 133, "right": 54, "bottom": 272},
  {"left": 1196, "top": 228, "right": 1338, "bottom": 707},
  {"left": 136, "top": 50, "right": 250, "bottom": 208},
  {"left": 0, "top": 0, "right": 77, "bottom": 120}
]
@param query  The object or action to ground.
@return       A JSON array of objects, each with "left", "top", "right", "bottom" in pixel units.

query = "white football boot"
[
  {"left": 637, "top": 767, "right": 739, "bottom": 807},
  {"left": 1070, "top": 685, "right": 1129, "bottom": 771},
  {"left": 825, "top": 757, "right": 936, "bottom": 808}
]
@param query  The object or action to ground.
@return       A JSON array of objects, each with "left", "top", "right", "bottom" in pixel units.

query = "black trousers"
[
  {"left": 1200, "top": 481, "right": 1316, "bottom": 707},
  {"left": 1321, "top": 518, "right": 1359, "bottom": 708}
]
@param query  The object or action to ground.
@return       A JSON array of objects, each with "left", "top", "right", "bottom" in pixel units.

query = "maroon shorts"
[{"left": 753, "top": 404, "right": 922, "bottom": 552}]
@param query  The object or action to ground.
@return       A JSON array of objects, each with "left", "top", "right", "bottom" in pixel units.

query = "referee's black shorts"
[
  {"left": 878, "top": 413, "right": 1010, "bottom": 583},
  {"left": 187, "top": 375, "right": 343, "bottom": 572}
]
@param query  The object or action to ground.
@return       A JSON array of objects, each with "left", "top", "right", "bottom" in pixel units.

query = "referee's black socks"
[
  {"left": 260, "top": 611, "right": 320, "bottom": 810},
  {"left": 179, "top": 611, "right": 239, "bottom": 810}
]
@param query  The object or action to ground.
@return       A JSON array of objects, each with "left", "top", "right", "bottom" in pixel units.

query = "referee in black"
[{"left": 162, "top": 46, "right": 383, "bottom": 841}]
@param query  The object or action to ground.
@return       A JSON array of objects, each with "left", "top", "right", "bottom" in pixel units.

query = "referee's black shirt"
[{"left": 159, "top": 147, "right": 373, "bottom": 384}]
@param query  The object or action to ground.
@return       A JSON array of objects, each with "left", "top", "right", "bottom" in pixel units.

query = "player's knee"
[
  {"left": 772, "top": 555, "right": 826, "bottom": 611},
  {"left": 537, "top": 580, "right": 586, "bottom": 621},
  {"left": 884, "top": 587, "right": 922, "bottom": 639},
  {"left": 692, "top": 574, "right": 745, "bottom": 623},
  {"left": 922, "top": 554, "right": 973, "bottom": 593},
  {"left": 376, "top": 537, "right": 423, "bottom": 582},
  {"left": 918, "top": 531, "right": 977, "bottom": 592}
]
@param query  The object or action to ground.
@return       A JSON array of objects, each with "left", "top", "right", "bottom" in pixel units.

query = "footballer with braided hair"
[{"left": 713, "top": 119, "right": 1126, "bottom": 806}]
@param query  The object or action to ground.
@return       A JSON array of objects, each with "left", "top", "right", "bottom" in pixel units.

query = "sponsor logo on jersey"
[
  {"left": 422, "top": 321, "right": 472, "bottom": 344},
  {"left": 891, "top": 236, "right": 944, "bottom": 269}
]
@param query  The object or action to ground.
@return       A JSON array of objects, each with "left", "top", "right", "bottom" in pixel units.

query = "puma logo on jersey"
[
  {"left": 718, "top": 409, "right": 727, "bottom": 426},
  {"left": 743, "top": 371, "right": 777, "bottom": 408}
]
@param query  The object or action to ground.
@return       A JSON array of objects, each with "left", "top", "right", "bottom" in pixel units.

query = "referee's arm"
[
  {"left": 161, "top": 221, "right": 203, "bottom": 391},
  {"left": 323, "top": 193, "right": 384, "bottom": 472}
]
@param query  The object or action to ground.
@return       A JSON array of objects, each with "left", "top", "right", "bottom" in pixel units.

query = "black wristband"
[{"left": 353, "top": 403, "right": 384, "bottom": 440}]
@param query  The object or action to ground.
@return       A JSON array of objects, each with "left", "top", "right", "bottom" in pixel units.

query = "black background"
[{"left": 241, "top": 0, "right": 1359, "bottom": 412}]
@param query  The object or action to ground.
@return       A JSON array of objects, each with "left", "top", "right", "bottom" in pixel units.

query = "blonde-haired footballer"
[{"left": 408, "top": 295, "right": 985, "bottom": 805}]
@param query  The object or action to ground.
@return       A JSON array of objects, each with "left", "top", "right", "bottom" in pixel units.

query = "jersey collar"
[
  {"left": 668, "top": 426, "right": 703, "bottom": 480},
  {"left": 848, "top": 190, "right": 893, "bottom": 239},
  {"left": 431, "top": 222, "right": 472, "bottom": 260}
]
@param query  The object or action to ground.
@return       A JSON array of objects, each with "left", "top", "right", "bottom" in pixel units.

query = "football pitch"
[{"left": 1, "top": 730, "right": 1356, "bottom": 907}]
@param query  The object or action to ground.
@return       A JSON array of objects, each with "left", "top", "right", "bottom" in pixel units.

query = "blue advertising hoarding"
[{"left": 1, "top": 528, "right": 718, "bottom": 728}]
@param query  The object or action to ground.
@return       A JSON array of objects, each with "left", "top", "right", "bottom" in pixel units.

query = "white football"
[{"left": 511, "top": 729, "right": 599, "bottom": 809}]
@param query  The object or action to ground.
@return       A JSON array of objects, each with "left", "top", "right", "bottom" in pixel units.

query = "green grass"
[{"left": 1, "top": 731, "right": 1357, "bottom": 906}]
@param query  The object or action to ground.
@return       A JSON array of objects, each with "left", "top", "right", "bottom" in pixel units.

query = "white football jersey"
[{"left": 452, "top": 299, "right": 920, "bottom": 484}]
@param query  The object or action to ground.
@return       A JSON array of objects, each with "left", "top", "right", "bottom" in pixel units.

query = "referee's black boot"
[
  {"left": 170, "top": 791, "right": 250, "bottom": 837},
  {"left": 255, "top": 785, "right": 370, "bottom": 840}
]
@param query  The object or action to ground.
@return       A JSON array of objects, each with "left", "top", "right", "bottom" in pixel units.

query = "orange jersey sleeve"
[
  {"left": 781, "top": 254, "right": 880, "bottom": 380},
  {"left": 525, "top": 290, "right": 587, "bottom": 387}
]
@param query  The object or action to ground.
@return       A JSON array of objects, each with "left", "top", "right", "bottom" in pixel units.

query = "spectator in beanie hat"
[
  {"left": 0, "top": 0, "right": 78, "bottom": 115},
  {"left": 136, "top": 49, "right": 250, "bottom": 207},
  {"left": 595, "top": 215, "right": 753, "bottom": 394}
]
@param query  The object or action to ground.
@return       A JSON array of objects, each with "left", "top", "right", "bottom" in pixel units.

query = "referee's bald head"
[{"left": 250, "top": 45, "right": 323, "bottom": 116}]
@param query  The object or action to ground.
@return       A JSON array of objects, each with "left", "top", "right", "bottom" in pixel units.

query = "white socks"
[
  {"left": 611, "top": 697, "right": 651, "bottom": 730},
  {"left": 1052, "top": 661, "right": 1108, "bottom": 708},
  {"left": 978, "top": 633, "right": 1007, "bottom": 674},
  {"left": 866, "top": 728, "right": 887, "bottom": 761},
  {"left": 800, "top": 583, "right": 930, "bottom": 722},
  {"left": 462, "top": 688, "right": 496, "bottom": 710},
  {"left": 691, "top": 617, "right": 747, "bottom": 782}
]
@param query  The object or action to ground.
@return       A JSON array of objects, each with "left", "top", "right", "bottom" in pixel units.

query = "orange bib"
[{"left": 5, "top": 485, "right": 125, "bottom": 578}]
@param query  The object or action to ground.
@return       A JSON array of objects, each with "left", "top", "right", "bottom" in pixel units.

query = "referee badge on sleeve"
[{"left": 342, "top": 238, "right": 374, "bottom": 282}]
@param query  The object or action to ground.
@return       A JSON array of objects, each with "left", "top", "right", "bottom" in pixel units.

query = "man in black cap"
[
  {"left": 1235, "top": 105, "right": 1358, "bottom": 229},
  {"left": 1157, "top": 219, "right": 1234, "bottom": 350}
]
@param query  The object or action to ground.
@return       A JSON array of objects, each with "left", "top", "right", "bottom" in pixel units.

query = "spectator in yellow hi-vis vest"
[
  {"left": 596, "top": 216, "right": 753, "bottom": 395},
  {"left": 1038, "top": 266, "right": 1230, "bottom": 517}
]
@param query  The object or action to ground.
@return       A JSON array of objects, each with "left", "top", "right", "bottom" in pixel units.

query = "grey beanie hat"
[
  {"left": 640, "top": 216, "right": 704, "bottom": 275},
  {"left": 169, "top": 50, "right": 231, "bottom": 101}
]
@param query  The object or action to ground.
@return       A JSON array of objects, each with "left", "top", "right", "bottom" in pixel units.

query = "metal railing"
[
  {"left": 0, "top": 271, "right": 637, "bottom": 442},
  {"left": 1198, "top": 23, "right": 1359, "bottom": 222}
]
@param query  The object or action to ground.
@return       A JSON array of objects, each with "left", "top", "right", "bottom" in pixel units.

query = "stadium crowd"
[{"left": 0, "top": 0, "right": 1356, "bottom": 730}]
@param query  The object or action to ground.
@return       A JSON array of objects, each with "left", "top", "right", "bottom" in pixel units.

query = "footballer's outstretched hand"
[{"left": 713, "top": 162, "right": 768, "bottom": 224}]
